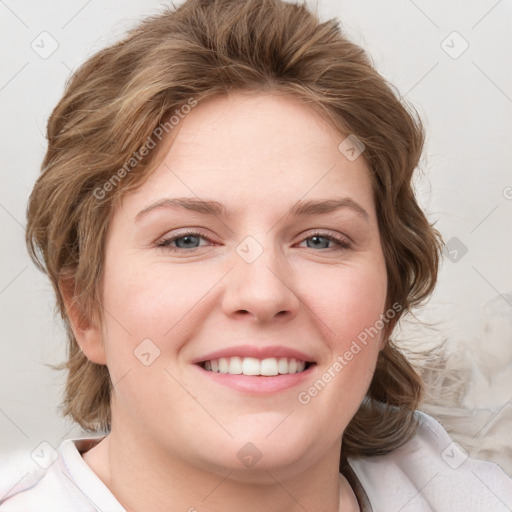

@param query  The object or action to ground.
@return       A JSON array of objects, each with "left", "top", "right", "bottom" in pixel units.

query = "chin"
[{"left": 193, "top": 429, "right": 322, "bottom": 479}]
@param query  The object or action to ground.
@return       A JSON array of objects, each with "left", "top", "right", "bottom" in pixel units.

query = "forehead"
[{"left": 119, "top": 93, "right": 374, "bottom": 218}]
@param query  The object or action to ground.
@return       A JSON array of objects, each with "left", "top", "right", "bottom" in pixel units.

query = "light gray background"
[{"left": 1, "top": 0, "right": 511, "bottom": 470}]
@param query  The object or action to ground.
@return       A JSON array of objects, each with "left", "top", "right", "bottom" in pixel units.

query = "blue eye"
[
  {"left": 157, "top": 231, "right": 210, "bottom": 250},
  {"left": 156, "top": 230, "right": 351, "bottom": 252},
  {"left": 299, "top": 232, "right": 351, "bottom": 250}
]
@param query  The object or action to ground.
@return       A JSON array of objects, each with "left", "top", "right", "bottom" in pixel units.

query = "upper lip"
[{"left": 192, "top": 345, "right": 316, "bottom": 364}]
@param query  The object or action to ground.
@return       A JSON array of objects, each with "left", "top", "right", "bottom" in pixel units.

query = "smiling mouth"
[{"left": 198, "top": 356, "right": 314, "bottom": 376}]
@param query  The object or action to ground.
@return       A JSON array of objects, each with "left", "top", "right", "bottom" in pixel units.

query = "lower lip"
[{"left": 193, "top": 364, "right": 316, "bottom": 394}]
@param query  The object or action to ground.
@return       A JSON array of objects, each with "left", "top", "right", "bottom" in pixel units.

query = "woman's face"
[{"left": 93, "top": 93, "right": 388, "bottom": 479}]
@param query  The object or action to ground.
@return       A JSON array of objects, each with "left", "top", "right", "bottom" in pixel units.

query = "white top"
[{"left": 1, "top": 411, "right": 511, "bottom": 511}]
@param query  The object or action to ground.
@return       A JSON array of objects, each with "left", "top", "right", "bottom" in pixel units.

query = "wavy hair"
[{"left": 25, "top": 0, "right": 443, "bottom": 462}]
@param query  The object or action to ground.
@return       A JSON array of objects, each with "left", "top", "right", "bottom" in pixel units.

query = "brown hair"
[{"left": 26, "top": 0, "right": 442, "bottom": 460}]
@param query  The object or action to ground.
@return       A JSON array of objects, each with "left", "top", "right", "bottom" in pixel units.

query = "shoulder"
[
  {"left": 348, "top": 410, "right": 512, "bottom": 512},
  {"left": 0, "top": 437, "right": 123, "bottom": 512}
]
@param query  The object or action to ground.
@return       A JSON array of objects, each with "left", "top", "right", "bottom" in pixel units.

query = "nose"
[{"left": 221, "top": 242, "right": 300, "bottom": 324}]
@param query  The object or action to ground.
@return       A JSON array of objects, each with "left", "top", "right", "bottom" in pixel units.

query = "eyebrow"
[{"left": 135, "top": 197, "right": 370, "bottom": 221}]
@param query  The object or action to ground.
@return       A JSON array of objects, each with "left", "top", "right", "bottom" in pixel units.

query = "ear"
[{"left": 59, "top": 277, "right": 107, "bottom": 365}]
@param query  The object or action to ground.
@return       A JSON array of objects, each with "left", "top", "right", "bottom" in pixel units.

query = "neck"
[{"left": 83, "top": 415, "right": 360, "bottom": 512}]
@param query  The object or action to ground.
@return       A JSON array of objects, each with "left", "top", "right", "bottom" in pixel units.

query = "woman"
[{"left": 2, "top": 0, "right": 511, "bottom": 510}]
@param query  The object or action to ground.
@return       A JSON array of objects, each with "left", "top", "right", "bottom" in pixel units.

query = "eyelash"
[{"left": 156, "top": 229, "right": 351, "bottom": 252}]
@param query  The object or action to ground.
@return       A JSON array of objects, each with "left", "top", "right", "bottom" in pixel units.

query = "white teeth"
[
  {"left": 242, "top": 357, "right": 260, "bottom": 375},
  {"left": 218, "top": 357, "right": 229, "bottom": 373},
  {"left": 278, "top": 357, "right": 288, "bottom": 374},
  {"left": 229, "top": 356, "right": 243, "bottom": 374},
  {"left": 202, "top": 356, "right": 309, "bottom": 376},
  {"left": 260, "top": 358, "right": 278, "bottom": 376}
]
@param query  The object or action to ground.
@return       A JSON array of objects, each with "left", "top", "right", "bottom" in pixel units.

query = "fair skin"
[{"left": 64, "top": 92, "right": 388, "bottom": 512}]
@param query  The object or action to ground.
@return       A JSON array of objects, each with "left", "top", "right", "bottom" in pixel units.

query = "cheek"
[
  {"left": 276, "top": 262, "right": 388, "bottom": 453},
  {"left": 306, "top": 260, "right": 388, "bottom": 350},
  {"left": 101, "top": 258, "right": 207, "bottom": 332},
  {"left": 299, "top": 260, "right": 387, "bottom": 404},
  {"left": 98, "top": 257, "right": 219, "bottom": 376}
]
